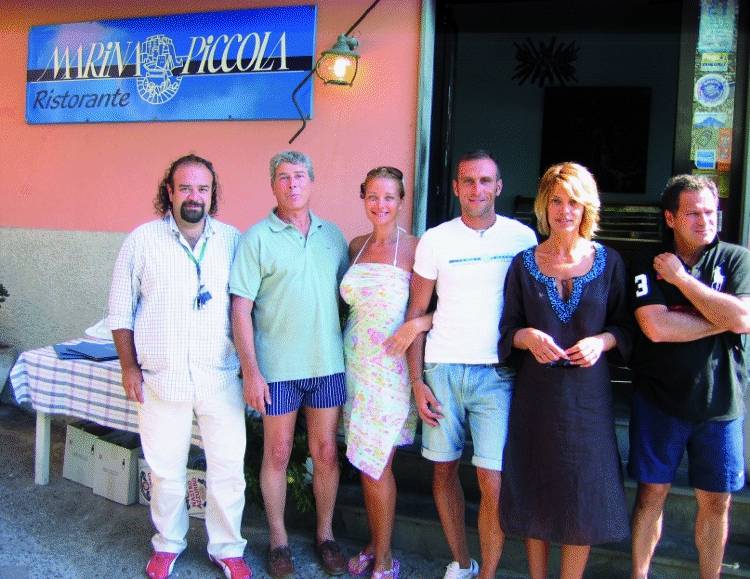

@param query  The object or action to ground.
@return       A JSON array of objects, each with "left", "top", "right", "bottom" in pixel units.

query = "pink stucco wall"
[{"left": 0, "top": 0, "right": 420, "bottom": 239}]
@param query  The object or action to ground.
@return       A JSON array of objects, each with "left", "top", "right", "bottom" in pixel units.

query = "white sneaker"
[{"left": 443, "top": 559, "right": 479, "bottom": 579}]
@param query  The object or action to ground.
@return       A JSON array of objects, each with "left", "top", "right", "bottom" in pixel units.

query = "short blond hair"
[{"left": 534, "top": 162, "right": 600, "bottom": 240}]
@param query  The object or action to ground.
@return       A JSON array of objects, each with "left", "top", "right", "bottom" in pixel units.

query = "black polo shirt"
[{"left": 630, "top": 238, "right": 750, "bottom": 422}]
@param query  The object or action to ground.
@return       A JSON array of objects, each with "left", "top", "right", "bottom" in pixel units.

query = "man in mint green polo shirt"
[{"left": 230, "top": 150, "right": 349, "bottom": 578}]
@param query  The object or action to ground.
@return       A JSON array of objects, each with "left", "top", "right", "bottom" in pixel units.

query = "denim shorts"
[
  {"left": 421, "top": 363, "right": 515, "bottom": 471},
  {"left": 628, "top": 390, "right": 745, "bottom": 492},
  {"left": 266, "top": 372, "right": 346, "bottom": 416}
]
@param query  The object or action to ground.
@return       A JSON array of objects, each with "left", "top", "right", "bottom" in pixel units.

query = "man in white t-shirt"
[{"left": 406, "top": 150, "right": 537, "bottom": 579}]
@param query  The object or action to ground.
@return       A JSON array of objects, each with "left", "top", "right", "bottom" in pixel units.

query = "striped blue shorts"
[{"left": 266, "top": 372, "right": 346, "bottom": 416}]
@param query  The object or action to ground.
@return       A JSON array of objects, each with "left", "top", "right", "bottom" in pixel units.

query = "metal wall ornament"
[
  {"left": 288, "top": 0, "right": 381, "bottom": 143},
  {"left": 512, "top": 37, "right": 579, "bottom": 87}
]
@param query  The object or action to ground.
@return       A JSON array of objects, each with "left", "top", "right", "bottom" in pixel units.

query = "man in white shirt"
[
  {"left": 108, "top": 155, "right": 250, "bottom": 579},
  {"left": 406, "top": 150, "right": 537, "bottom": 579}
]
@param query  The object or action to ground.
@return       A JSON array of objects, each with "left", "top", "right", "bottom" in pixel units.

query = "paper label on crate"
[
  {"left": 138, "top": 461, "right": 206, "bottom": 518},
  {"left": 186, "top": 472, "right": 207, "bottom": 511},
  {"left": 140, "top": 469, "right": 153, "bottom": 503}
]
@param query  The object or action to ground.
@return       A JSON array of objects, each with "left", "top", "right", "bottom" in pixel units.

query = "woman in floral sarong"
[{"left": 341, "top": 166, "right": 431, "bottom": 579}]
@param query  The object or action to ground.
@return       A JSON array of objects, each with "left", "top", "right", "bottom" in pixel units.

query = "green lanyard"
[
  {"left": 179, "top": 237, "right": 212, "bottom": 309},
  {"left": 180, "top": 236, "right": 207, "bottom": 269}
]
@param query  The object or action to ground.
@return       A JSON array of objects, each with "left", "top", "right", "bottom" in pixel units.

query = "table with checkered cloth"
[{"left": 9, "top": 341, "right": 202, "bottom": 485}]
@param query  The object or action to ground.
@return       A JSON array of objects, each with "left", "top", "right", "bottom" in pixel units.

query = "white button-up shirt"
[{"left": 108, "top": 213, "right": 241, "bottom": 401}]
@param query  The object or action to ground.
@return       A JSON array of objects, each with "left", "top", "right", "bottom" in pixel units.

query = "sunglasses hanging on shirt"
[{"left": 194, "top": 266, "right": 213, "bottom": 310}]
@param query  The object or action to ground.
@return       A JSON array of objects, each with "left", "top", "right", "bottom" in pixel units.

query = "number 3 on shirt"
[{"left": 634, "top": 274, "right": 649, "bottom": 298}]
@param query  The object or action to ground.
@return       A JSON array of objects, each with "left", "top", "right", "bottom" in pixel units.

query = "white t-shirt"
[{"left": 414, "top": 215, "right": 537, "bottom": 364}]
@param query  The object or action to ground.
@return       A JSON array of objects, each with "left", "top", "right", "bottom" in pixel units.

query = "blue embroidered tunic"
[{"left": 498, "top": 242, "right": 633, "bottom": 544}]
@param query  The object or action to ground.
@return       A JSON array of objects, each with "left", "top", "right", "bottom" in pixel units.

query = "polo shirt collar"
[
  {"left": 692, "top": 235, "right": 720, "bottom": 267},
  {"left": 267, "top": 208, "right": 323, "bottom": 233},
  {"left": 666, "top": 235, "right": 719, "bottom": 268}
]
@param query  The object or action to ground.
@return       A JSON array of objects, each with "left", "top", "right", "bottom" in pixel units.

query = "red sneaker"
[
  {"left": 146, "top": 551, "right": 179, "bottom": 579},
  {"left": 210, "top": 555, "right": 253, "bottom": 579}
]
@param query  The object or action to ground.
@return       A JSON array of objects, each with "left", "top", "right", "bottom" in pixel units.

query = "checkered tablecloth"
[{"left": 10, "top": 342, "right": 201, "bottom": 445}]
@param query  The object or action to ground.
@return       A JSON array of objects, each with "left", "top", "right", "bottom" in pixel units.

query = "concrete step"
[
  {"left": 336, "top": 484, "right": 530, "bottom": 578},
  {"left": 335, "top": 484, "right": 750, "bottom": 578},
  {"left": 586, "top": 527, "right": 750, "bottom": 579},
  {"left": 338, "top": 373, "right": 750, "bottom": 575},
  {"left": 623, "top": 479, "right": 750, "bottom": 544},
  {"left": 388, "top": 441, "right": 750, "bottom": 543},
  {"left": 614, "top": 415, "right": 750, "bottom": 542}
]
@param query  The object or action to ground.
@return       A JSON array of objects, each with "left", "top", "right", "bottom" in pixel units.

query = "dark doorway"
[{"left": 426, "top": 0, "right": 684, "bottom": 231}]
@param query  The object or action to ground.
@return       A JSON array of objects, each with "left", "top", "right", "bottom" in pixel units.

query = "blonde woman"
[{"left": 499, "top": 162, "right": 632, "bottom": 579}]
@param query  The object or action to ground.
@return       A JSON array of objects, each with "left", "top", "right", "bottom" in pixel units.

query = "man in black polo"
[{"left": 629, "top": 174, "right": 750, "bottom": 579}]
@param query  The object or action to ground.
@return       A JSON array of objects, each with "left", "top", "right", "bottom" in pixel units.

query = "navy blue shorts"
[
  {"left": 266, "top": 373, "right": 346, "bottom": 416},
  {"left": 628, "top": 390, "right": 745, "bottom": 492}
]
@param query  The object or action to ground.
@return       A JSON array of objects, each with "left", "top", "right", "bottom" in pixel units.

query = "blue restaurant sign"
[{"left": 26, "top": 6, "right": 317, "bottom": 124}]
